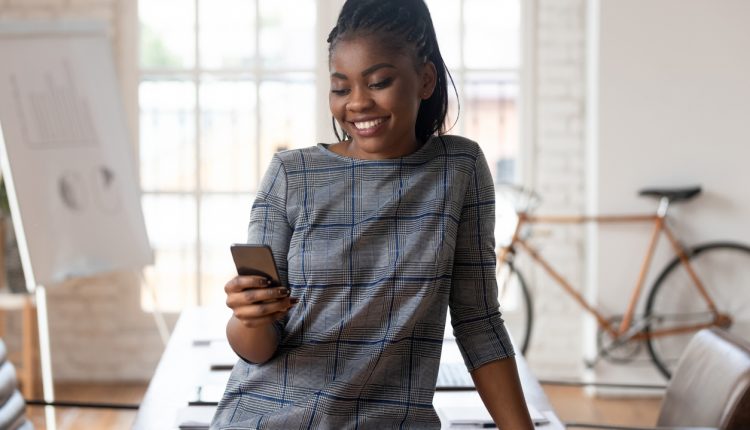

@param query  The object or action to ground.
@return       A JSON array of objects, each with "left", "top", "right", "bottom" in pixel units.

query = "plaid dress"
[{"left": 211, "top": 135, "right": 514, "bottom": 429}]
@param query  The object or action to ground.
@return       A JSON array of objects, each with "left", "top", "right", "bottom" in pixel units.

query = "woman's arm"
[
  {"left": 229, "top": 154, "right": 293, "bottom": 363},
  {"left": 449, "top": 145, "right": 532, "bottom": 428},
  {"left": 471, "top": 357, "right": 534, "bottom": 430}
]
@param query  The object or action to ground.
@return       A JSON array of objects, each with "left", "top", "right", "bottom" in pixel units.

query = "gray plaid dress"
[{"left": 211, "top": 135, "right": 514, "bottom": 429}]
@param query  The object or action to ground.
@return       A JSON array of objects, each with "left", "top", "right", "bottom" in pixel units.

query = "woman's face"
[{"left": 329, "top": 36, "right": 436, "bottom": 160}]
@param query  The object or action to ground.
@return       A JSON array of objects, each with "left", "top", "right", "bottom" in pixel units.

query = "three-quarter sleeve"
[
  {"left": 247, "top": 154, "right": 293, "bottom": 340},
  {"left": 449, "top": 150, "right": 515, "bottom": 371}
]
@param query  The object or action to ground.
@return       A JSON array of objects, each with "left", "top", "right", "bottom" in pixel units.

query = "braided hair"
[{"left": 327, "top": 0, "right": 458, "bottom": 143}]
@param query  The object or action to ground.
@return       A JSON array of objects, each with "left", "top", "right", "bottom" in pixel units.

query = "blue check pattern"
[{"left": 212, "top": 135, "right": 514, "bottom": 429}]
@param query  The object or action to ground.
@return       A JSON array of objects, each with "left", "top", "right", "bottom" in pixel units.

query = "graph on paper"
[{"left": 10, "top": 60, "right": 98, "bottom": 150}]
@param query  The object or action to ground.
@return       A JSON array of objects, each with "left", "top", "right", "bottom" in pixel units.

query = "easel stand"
[
  {"left": 35, "top": 286, "right": 56, "bottom": 427},
  {"left": 0, "top": 138, "right": 58, "bottom": 427},
  {"left": 0, "top": 292, "right": 40, "bottom": 399}
]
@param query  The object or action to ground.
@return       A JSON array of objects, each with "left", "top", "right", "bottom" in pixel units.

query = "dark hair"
[{"left": 327, "top": 0, "right": 458, "bottom": 143}]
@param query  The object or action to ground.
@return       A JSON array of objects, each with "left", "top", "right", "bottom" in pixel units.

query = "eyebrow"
[{"left": 330, "top": 63, "right": 397, "bottom": 80}]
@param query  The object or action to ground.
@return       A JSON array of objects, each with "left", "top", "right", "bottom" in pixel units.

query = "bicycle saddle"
[{"left": 638, "top": 186, "right": 702, "bottom": 202}]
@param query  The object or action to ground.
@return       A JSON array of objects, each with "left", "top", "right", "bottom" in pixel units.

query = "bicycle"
[{"left": 495, "top": 185, "right": 750, "bottom": 379}]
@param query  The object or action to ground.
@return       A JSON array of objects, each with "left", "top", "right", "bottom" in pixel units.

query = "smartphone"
[{"left": 230, "top": 244, "right": 281, "bottom": 286}]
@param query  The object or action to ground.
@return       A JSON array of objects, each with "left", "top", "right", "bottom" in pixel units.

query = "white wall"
[{"left": 589, "top": 0, "right": 750, "bottom": 383}]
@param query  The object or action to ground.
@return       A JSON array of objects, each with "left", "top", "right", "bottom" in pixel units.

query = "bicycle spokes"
[{"left": 645, "top": 243, "right": 750, "bottom": 378}]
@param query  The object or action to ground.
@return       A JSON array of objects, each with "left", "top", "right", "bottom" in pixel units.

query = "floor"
[{"left": 25, "top": 382, "right": 663, "bottom": 429}]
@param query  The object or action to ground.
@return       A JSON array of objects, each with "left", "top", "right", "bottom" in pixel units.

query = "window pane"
[
  {"left": 464, "top": 72, "right": 520, "bottom": 246},
  {"left": 259, "top": 76, "right": 315, "bottom": 174},
  {"left": 464, "top": 72, "right": 519, "bottom": 184},
  {"left": 140, "top": 80, "right": 196, "bottom": 192},
  {"left": 200, "top": 194, "right": 255, "bottom": 306},
  {"left": 464, "top": 0, "right": 520, "bottom": 69},
  {"left": 259, "top": 0, "right": 316, "bottom": 69},
  {"left": 200, "top": 78, "right": 257, "bottom": 192},
  {"left": 446, "top": 83, "right": 461, "bottom": 135},
  {"left": 141, "top": 195, "right": 197, "bottom": 311},
  {"left": 200, "top": 0, "right": 256, "bottom": 69},
  {"left": 425, "top": 0, "right": 461, "bottom": 70},
  {"left": 140, "top": 0, "right": 195, "bottom": 69}
]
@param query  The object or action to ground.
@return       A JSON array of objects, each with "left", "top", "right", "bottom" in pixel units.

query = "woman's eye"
[
  {"left": 369, "top": 78, "right": 393, "bottom": 89},
  {"left": 331, "top": 88, "right": 350, "bottom": 96}
]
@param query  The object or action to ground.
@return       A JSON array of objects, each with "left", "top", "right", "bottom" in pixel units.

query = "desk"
[{"left": 133, "top": 307, "right": 564, "bottom": 429}]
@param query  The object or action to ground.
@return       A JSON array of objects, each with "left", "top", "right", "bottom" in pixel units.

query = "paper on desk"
[
  {"left": 176, "top": 405, "right": 217, "bottom": 430},
  {"left": 440, "top": 404, "right": 549, "bottom": 427},
  {"left": 207, "top": 339, "right": 238, "bottom": 370}
]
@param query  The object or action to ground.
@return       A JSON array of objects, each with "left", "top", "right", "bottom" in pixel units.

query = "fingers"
[
  {"left": 233, "top": 298, "right": 289, "bottom": 318},
  {"left": 245, "top": 286, "right": 291, "bottom": 302},
  {"left": 224, "top": 275, "right": 299, "bottom": 328},
  {"left": 232, "top": 297, "right": 297, "bottom": 328},
  {"left": 226, "top": 285, "right": 289, "bottom": 307},
  {"left": 225, "top": 275, "right": 273, "bottom": 293}
]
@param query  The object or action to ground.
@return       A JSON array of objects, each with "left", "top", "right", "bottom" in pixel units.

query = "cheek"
[{"left": 329, "top": 96, "right": 343, "bottom": 118}]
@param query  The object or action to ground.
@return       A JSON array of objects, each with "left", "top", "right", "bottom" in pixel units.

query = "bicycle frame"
[{"left": 498, "top": 203, "right": 727, "bottom": 342}]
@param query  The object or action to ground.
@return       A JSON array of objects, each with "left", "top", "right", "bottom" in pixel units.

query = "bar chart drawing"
[{"left": 10, "top": 60, "right": 98, "bottom": 150}]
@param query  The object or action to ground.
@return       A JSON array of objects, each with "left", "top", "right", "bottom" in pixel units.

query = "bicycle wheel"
[
  {"left": 645, "top": 242, "right": 750, "bottom": 378},
  {"left": 497, "top": 261, "right": 533, "bottom": 355}
]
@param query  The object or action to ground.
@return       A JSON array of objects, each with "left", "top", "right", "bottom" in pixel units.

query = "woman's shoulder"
[
  {"left": 270, "top": 145, "right": 328, "bottom": 168},
  {"left": 430, "top": 134, "right": 484, "bottom": 159}
]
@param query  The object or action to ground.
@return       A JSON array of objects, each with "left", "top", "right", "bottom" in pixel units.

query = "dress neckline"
[{"left": 316, "top": 136, "right": 439, "bottom": 163}]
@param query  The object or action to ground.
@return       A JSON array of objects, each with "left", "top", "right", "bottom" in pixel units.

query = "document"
[
  {"left": 175, "top": 405, "right": 216, "bottom": 430},
  {"left": 440, "top": 403, "right": 549, "bottom": 427}
]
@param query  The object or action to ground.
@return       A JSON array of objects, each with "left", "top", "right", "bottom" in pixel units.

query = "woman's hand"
[{"left": 225, "top": 275, "right": 296, "bottom": 328}]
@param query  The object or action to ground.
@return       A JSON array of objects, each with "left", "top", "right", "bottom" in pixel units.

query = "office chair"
[
  {"left": 566, "top": 328, "right": 750, "bottom": 430},
  {"left": 0, "top": 339, "right": 33, "bottom": 430}
]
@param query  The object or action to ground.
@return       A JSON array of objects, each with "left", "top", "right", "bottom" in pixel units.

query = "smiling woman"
[{"left": 210, "top": 1, "right": 532, "bottom": 429}]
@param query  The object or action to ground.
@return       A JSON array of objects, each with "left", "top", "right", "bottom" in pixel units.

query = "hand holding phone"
[{"left": 226, "top": 244, "right": 296, "bottom": 329}]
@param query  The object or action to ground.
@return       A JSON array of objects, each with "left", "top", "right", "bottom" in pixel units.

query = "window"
[{"left": 138, "top": 0, "right": 521, "bottom": 311}]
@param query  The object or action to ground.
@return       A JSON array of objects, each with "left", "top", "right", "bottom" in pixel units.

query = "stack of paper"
[
  {"left": 440, "top": 404, "right": 550, "bottom": 427},
  {"left": 176, "top": 405, "right": 216, "bottom": 430}
]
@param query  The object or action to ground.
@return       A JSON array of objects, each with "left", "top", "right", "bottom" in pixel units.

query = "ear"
[{"left": 419, "top": 61, "right": 438, "bottom": 100}]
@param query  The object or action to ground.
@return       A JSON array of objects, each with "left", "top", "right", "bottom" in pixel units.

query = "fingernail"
[
  {"left": 279, "top": 287, "right": 290, "bottom": 296},
  {"left": 290, "top": 297, "right": 300, "bottom": 304}
]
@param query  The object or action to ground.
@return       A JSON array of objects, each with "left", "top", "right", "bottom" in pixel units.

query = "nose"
[{"left": 346, "top": 87, "right": 374, "bottom": 112}]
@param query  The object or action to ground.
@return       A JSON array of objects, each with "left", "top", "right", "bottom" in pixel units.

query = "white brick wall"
[
  {"left": 44, "top": 272, "right": 173, "bottom": 381},
  {"left": 0, "top": 0, "right": 591, "bottom": 382},
  {"left": 524, "top": 0, "right": 588, "bottom": 379}
]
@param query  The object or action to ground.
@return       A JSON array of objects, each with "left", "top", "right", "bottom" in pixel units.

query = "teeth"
[{"left": 354, "top": 118, "right": 385, "bottom": 130}]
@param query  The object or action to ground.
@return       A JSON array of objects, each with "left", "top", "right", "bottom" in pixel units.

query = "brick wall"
[
  {"left": 523, "top": 0, "right": 588, "bottom": 379},
  {"left": 0, "top": 0, "right": 591, "bottom": 382}
]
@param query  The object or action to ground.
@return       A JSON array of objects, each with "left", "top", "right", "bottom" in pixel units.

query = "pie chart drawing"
[
  {"left": 91, "top": 165, "right": 121, "bottom": 213},
  {"left": 58, "top": 171, "right": 87, "bottom": 211}
]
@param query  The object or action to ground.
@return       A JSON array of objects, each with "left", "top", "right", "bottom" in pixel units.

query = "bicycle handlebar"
[{"left": 496, "top": 182, "right": 543, "bottom": 213}]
